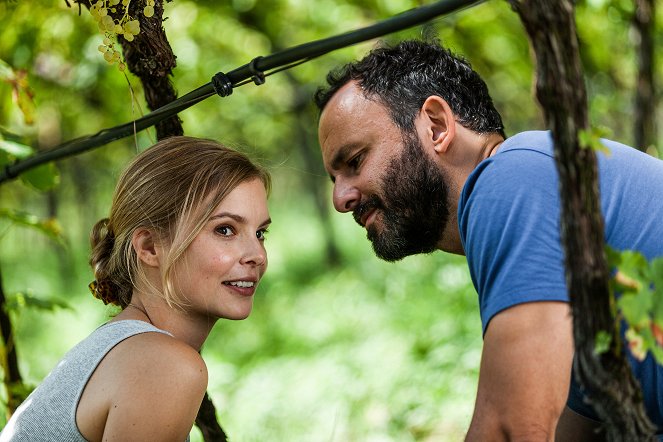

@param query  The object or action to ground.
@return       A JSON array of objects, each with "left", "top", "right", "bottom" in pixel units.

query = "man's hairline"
[{"left": 318, "top": 79, "right": 418, "bottom": 133}]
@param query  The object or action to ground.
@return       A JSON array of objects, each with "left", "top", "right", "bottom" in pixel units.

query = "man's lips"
[
  {"left": 360, "top": 208, "right": 377, "bottom": 228},
  {"left": 353, "top": 197, "right": 382, "bottom": 228}
]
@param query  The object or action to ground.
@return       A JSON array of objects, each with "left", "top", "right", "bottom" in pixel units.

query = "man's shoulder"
[
  {"left": 498, "top": 130, "right": 555, "bottom": 156},
  {"left": 461, "top": 131, "right": 557, "bottom": 206}
]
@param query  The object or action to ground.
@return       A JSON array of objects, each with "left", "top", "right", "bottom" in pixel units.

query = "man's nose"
[{"left": 332, "top": 179, "right": 361, "bottom": 213}]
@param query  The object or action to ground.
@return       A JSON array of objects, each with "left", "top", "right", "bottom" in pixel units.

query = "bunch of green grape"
[{"left": 90, "top": 0, "right": 149, "bottom": 71}]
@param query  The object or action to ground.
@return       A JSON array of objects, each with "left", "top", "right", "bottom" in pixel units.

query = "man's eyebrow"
[{"left": 329, "top": 142, "right": 363, "bottom": 181}]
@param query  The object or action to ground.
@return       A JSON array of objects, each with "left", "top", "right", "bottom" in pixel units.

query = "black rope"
[{"left": 0, "top": 0, "right": 482, "bottom": 185}]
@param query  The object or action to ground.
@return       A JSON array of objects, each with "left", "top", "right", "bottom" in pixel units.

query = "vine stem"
[{"left": 508, "top": 1, "right": 655, "bottom": 439}]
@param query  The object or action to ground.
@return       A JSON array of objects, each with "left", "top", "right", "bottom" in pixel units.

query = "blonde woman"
[{"left": 1, "top": 136, "right": 271, "bottom": 441}]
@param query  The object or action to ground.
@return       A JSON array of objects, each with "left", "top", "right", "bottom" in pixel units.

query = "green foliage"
[
  {"left": 0, "top": 137, "right": 32, "bottom": 162},
  {"left": 0, "top": 58, "right": 35, "bottom": 125},
  {"left": 4, "top": 290, "right": 71, "bottom": 313},
  {"left": 608, "top": 248, "right": 663, "bottom": 363},
  {"left": 1, "top": 0, "right": 661, "bottom": 440},
  {"left": 19, "top": 162, "right": 60, "bottom": 191},
  {"left": 0, "top": 209, "right": 63, "bottom": 245},
  {"left": 578, "top": 126, "right": 612, "bottom": 155},
  {"left": 594, "top": 330, "right": 612, "bottom": 355}
]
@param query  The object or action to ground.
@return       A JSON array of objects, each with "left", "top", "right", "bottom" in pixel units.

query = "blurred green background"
[{"left": 0, "top": 0, "right": 660, "bottom": 440}]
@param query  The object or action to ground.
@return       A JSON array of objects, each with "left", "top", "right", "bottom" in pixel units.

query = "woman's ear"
[
  {"left": 132, "top": 228, "right": 160, "bottom": 268},
  {"left": 419, "top": 96, "right": 456, "bottom": 154}
]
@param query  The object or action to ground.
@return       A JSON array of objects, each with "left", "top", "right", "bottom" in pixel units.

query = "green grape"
[
  {"left": 102, "top": 15, "right": 114, "bottom": 30},
  {"left": 126, "top": 20, "right": 140, "bottom": 34},
  {"left": 86, "top": 0, "right": 144, "bottom": 70}
]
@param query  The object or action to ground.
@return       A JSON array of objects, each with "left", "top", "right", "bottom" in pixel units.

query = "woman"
[{"left": 1, "top": 136, "right": 271, "bottom": 441}]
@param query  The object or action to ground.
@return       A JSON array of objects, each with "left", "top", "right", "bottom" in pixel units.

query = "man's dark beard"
[{"left": 353, "top": 133, "right": 450, "bottom": 262}]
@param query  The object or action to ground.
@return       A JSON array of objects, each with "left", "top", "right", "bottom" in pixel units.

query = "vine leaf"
[
  {"left": 578, "top": 126, "right": 611, "bottom": 155},
  {"left": 594, "top": 330, "right": 612, "bottom": 355},
  {"left": 610, "top": 249, "right": 663, "bottom": 364},
  {"left": 0, "top": 208, "right": 63, "bottom": 244},
  {"left": 0, "top": 138, "right": 33, "bottom": 162},
  {"left": 4, "top": 291, "right": 71, "bottom": 313},
  {"left": 0, "top": 59, "right": 35, "bottom": 125},
  {"left": 20, "top": 162, "right": 60, "bottom": 191}
]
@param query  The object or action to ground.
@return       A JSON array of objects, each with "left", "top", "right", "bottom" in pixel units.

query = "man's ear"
[
  {"left": 419, "top": 96, "right": 456, "bottom": 154},
  {"left": 132, "top": 228, "right": 160, "bottom": 268}
]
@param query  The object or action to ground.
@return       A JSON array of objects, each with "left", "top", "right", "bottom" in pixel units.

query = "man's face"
[{"left": 319, "top": 82, "right": 450, "bottom": 261}]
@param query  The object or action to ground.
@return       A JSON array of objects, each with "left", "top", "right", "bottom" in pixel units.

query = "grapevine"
[{"left": 89, "top": 0, "right": 156, "bottom": 71}]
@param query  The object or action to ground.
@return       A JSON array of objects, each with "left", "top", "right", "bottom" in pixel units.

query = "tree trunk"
[
  {"left": 633, "top": 0, "right": 656, "bottom": 152},
  {"left": 117, "top": 0, "right": 183, "bottom": 139},
  {"left": 0, "top": 265, "right": 25, "bottom": 417},
  {"left": 508, "top": 1, "right": 655, "bottom": 440}
]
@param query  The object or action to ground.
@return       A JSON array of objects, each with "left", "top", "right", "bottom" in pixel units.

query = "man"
[{"left": 315, "top": 39, "right": 663, "bottom": 441}]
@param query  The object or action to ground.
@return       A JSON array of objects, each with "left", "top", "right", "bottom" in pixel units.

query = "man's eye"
[
  {"left": 215, "top": 225, "right": 234, "bottom": 236},
  {"left": 348, "top": 154, "right": 362, "bottom": 170},
  {"left": 256, "top": 229, "right": 269, "bottom": 240}
]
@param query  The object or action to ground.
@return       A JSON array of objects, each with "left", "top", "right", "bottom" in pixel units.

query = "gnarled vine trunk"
[
  {"left": 509, "top": 1, "right": 655, "bottom": 440},
  {"left": 633, "top": 0, "right": 656, "bottom": 152}
]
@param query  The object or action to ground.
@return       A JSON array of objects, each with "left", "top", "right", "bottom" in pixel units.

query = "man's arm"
[{"left": 465, "top": 301, "right": 574, "bottom": 441}]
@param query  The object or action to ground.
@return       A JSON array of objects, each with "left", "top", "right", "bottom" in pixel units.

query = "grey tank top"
[{"left": 0, "top": 320, "right": 173, "bottom": 441}]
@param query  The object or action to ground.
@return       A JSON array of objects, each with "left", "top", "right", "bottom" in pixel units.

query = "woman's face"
[{"left": 172, "top": 178, "right": 271, "bottom": 321}]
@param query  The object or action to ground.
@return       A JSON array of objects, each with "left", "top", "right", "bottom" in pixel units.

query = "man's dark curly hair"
[{"left": 314, "top": 39, "right": 505, "bottom": 138}]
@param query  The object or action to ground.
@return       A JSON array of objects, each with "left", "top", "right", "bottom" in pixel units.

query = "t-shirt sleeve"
[{"left": 459, "top": 149, "right": 569, "bottom": 334}]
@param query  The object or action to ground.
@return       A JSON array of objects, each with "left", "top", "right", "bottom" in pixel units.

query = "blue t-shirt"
[{"left": 458, "top": 130, "right": 663, "bottom": 431}]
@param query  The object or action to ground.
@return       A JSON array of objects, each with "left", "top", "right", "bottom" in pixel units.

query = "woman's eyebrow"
[{"left": 210, "top": 213, "right": 272, "bottom": 227}]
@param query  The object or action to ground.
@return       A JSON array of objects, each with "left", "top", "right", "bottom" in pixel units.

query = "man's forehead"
[
  {"left": 323, "top": 81, "right": 382, "bottom": 117},
  {"left": 320, "top": 83, "right": 389, "bottom": 132}
]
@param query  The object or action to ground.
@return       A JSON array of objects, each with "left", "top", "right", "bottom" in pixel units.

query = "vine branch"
[{"left": 508, "top": 1, "right": 655, "bottom": 439}]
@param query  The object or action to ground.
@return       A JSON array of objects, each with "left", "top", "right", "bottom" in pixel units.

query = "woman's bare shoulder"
[
  {"left": 78, "top": 329, "right": 208, "bottom": 441},
  {"left": 114, "top": 330, "right": 208, "bottom": 384}
]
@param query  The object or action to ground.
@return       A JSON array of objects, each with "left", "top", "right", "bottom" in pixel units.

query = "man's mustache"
[{"left": 353, "top": 195, "right": 383, "bottom": 226}]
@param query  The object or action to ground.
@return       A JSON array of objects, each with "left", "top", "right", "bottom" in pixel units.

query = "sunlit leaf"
[
  {"left": 625, "top": 328, "right": 647, "bottom": 361},
  {"left": 0, "top": 208, "right": 63, "bottom": 243},
  {"left": 0, "top": 59, "right": 35, "bottom": 125},
  {"left": 20, "top": 162, "right": 60, "bottom": 191},
  {"left": 5, "top": 291, "right": 71, "bottom": 312},
  {"left": 0, "top": 59, "right": 14, "bottom": 82},
  {"left": 0, "top": 138, "right": 33, "bottom": 159},
  {"left": 594, "top": 330, "right": 612, "bottom": 355},
  {"left": 618, "top": 289, "right": 653, "bottom": 330},
  {"left": 578, "top": 127, "right": 611, "bottom": 155}
]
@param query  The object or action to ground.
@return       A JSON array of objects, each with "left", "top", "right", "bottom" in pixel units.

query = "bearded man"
[{"left": 315, "top": 39, "right": 663, "bottom": 441}]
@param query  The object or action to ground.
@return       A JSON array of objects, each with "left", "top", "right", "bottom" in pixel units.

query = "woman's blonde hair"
[{"left": 89, "top": 136, "right": 271, "bottom": 308}]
